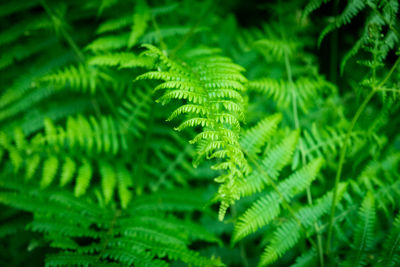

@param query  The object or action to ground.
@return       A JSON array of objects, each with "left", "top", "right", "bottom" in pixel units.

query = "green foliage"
[{"left": 0, "top": 0, "right": 399, "bottom": 266}]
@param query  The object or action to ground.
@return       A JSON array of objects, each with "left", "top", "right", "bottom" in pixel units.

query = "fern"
[
  {"left": 344, "top": 192, "right": 376, "bottom": 267},
  {"left": 0, "top": 179, "right": 222, "bottom": 267},
  {"left": 378, "top": 213, "right": 400, "bottom": 267},
  {"left": 259, "top": 183, "right": 347, "bottom": 266},
  {"left": 233, "top": 157, "right": 324, "bottom": 243},
  {"left": 138, "top": 44, "right": 249, "bottom": 220},
  {"left": 0, "top": 0, "right": 399, "bottom": 266}
]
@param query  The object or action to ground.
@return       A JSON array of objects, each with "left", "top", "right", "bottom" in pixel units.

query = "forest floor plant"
[{"left": 0, "top": 0, "right": 399, "bottom": 266}]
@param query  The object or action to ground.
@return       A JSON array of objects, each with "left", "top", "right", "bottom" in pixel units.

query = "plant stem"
[
  {"left": 285, "top": 51, "right": 325, "bottom": 267},
  {"left": 330, "top": 0, "right": 339, "bottom": 83},
  {"left": 326, "top": 55, "right": 400, "bottom": 255},
  {"left": 40, "top": 0, "right": 85, "bottom": 62},
  {"left": 231, "top": 205, "right": 250, "bottom": 267},
  {"left": 326, "top": 88, "right": 376, "bottom": 254}
]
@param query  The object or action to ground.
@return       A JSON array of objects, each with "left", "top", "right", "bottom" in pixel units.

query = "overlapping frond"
[
  {"left": 233, "top": 158, "right": 323, "bottom": 243},
  {"left": 378, "top": 213, "right": 400, "bottom": 267},
  {"left": 0, "top": 180, "right": 222, "bottom": 267},
  {"left": 258, "top": 183, "right": 347, "bottom": 267},
  {"left": 248, "top": 75, "right": 334, "bottom": 112}
]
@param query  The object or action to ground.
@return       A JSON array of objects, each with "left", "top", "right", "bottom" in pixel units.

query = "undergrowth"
[{"left": 0, "top": 0, "right": 399, "bottom": 266}]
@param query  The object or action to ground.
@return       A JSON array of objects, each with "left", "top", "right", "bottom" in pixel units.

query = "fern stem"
[
  {"left": 367, "top": 3, "right": 400, "bottom": 40},
  {"left": 231, "top": 204, "right": 250, "bottom": 267},
  {"left": 96, "top": 209, "right": 121, "bottom": 263},
  {"left": 326, "top": 88, "right": 376, "bottom": 255},
  {"left": 377, "top": 88, "right": 400, "bottom": 93},
  {"left": 150, "top": 14, "right": 167, "bottom": 52},
  {"left": 329, "top": 0, "right": 339, "bottom": 83},
  {"left": 285, "top": 49, "right": 325, "bottom": 267},
  {"left": 40, "top": 0, "right": 85, "bottom": 62},
  {"left": 326, "top": 55, "right": 400, "bottom": 255},
  {"left": 169, "top": 0, "right": 214, "bottom": 56},
  {"left": 99, "top": 86, "right": 118, "bottom": 116},
  {"left": 133, "top": 106, "right": 155, "bottom": 195}
]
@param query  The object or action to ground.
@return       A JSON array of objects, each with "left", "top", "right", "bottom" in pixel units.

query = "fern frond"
[
  {"left": 291, "top": 248, "right": 318, "bottom": 267},
  {"left": 88, "top": 52, "right": 154, "bottom": 69},
  {"left": 38, "top": 115, "right": 127, "bottom": 155},
  {"left": 139, "top": 44, "right": 249, "bottom": 220},
  {"left": 378, "top": 213, "right": 400, "bottom": 267},
  {"left": 238, "top": 130, "right": 299, "bottom": 197},
  {"left": 318, "top": 0, "right": 366, "bottom": 45},
  {"left": 128, "top": 0, "right": 150, "bottom": 48},
  {"left": 74, "top": 159, "right": 93, "bottom": 197},
  {"left": 240, "top": 113, "right": 282, "bottom": 155},
  {"left": 258, "top": 183, "right": 347, "bottom": 266},
  {"left": 41, "top": 64, "right": 99, "bottom": 94},
  {"left": 86, "top": 33, "right": 129, "bottom": 52},
  {"left": 344, "top": 192, "right": 376, "bottom": 267},
  {"left": 248, "top": 76, "right": 334, "bottom": 111},
  {"left": 253, "top": 38, "right": 299, "bottom": 60},
  {"left": 233, "top": 158, "right": 323, "bottom": 243}
]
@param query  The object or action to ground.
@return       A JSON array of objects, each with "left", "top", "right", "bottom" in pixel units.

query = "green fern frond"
[
  {"left": 88, "top": 52, "right": 154, "bottom": 69},
  {"left": 291, "top": 248, "right": 318, "bottom": 267},
  {"left": 301, "top": 123, "right": 364, "bottom": 162},
  {"left": 258, "top": 183, "right": 347, "bottom": 266},
  {"left": 240, "top": 113, "right": 282, "bottom": 155},
  {"left": 253, "top": 38, "right": 299, "bottom": 60},
  {"left": 238, "top": 130, "right": 299, "bottom": 197},
  {"left": 73, "top": 159, "right": 93, "bottom": 197},
  {"left": 86, "top": 33, "right": 129, "bottom": 52},
  {"left": 378, "top": 213, "right": 400, "bottom": 267},
  {"left": 41, "top": 64, "right": 99, "bottom": 94},
  {"left": 139, "top": 44, "right": 249, "bottom": 220},
  {"left": 318, "top": 0, "right": 366, "bottom": 45},
  {"left": 37, "top": 115, "right": 127, "bottom": 155},
  {"left": 128, "top": 0, "right": 150, "bottom": 48},
  {"left": 248, "top": 76, "right": 334, "bottom": 111},
  {"left": 344, "top": 192, "right": 376, "bottom": 267},
  {"left": 233, "top": 158, "right": 323, "bottom": 243}
]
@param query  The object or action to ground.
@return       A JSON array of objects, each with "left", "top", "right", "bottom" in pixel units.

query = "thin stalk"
[
  {"left": 285, "top": 52, "right": 324, "bottom": 267},
  {"left": 40, "top": 0, "right": 85, "bottom": 62},
  {"left": 326, "top": 89, "right": 376, "bottom": 254},
  {"left": 133, "top": 106, "right": 155, "bottom": 195},
  {"left": 326, "top": 55, "right": 400, "bottom": 254},
  {"left": 330, "top": 0, "right": 339, "bottom": 83},
  {"left": 378, "top": 88, "right": 400, "bottom": 93},
  {"left": 169, "top": 0, "right": 214, "bottom": 56},
  {"left": 231, "top": 205, "right": 250, "bottom": 267},
  {"left": 150, "top": 14, "right": 167, "bottom": 52}
]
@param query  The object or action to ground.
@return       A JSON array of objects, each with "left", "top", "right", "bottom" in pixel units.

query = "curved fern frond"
[{"left": 138, "top": 44, "right": 249, "bottom": 220}]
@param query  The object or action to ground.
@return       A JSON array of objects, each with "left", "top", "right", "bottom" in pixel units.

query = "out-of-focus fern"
[{"left": 0, "top": 179, "right": 222, "bottom": 267}]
